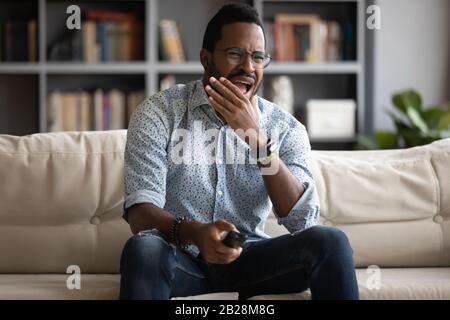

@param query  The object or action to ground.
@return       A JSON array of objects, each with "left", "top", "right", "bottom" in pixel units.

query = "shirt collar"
[{"left": 189, "top": 80, "right": 210, "bottom": 110}]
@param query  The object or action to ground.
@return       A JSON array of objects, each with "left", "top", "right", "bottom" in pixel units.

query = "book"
[
  {"left": 273, "top": 14, "right": 343, "bottom": 63},
  {"left": 119, "top": 21, "right": 132, "bottom": 61},
  {"left": 94, "top": 89, "right": 104, "bottom": 130},
  {"left": 79, "top": 91, "right": 91, "bottom": 131},
  {"left": 326, "top": 21, "right": 342, "bottom": 61},
  {"left": 85, "top": 10, "right": 139, "bottom": 23},
  {"left": 126, "top": 90, "right": 146, "bottom": 124},
  {"left": 262, "top": 21, "right": 274, "bottom": 58},
  {"left": 275, "top": 14, "right": 321, "bottom": 62},
  {"left": 159, "top": 19, "right": 185, "bottom": 63},
  {"left": 47, "top": 91, "right": 64, "bottom": 132},
  {"left": 62, "top": 92, "right": 78, "bottom": 131},
  {"left": 103, "top": 92, "right": 110, "bottom": 130},
  {"left": 47, "top": 89, "right": 145, "bottom": 131},
  {"left": 27, "top": 20, "right": 37, "bottom": 62},
  {"left": 85, "top": 9, "right": 143, "bottom": 62},
  {"left": 3, "top": 20, "right": 29, "bottom": 61},
  {"left": 97, "top": 21, "right": 109, "bottom": 62},
  {"left": 82, "top": 21, "right": 97, "bottom": 63},
  {"left": 272, "top": 21, "right": 285, "bottom": 61},
  {"left": 0, "top": 19, "right": 2, "bottom": 61},
  {"left": 109, "top": 89, "right": 126, "bottom": 130}
]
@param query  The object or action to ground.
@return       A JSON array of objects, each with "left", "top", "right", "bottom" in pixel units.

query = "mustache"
[{"left": 227, "top": 72, "right": 256, "bottom": 81}]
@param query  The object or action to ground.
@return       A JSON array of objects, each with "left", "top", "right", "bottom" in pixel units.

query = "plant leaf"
[
  {"left": 437, "top": 113, "right": 450, "bottom": 130},
  {"left": 406, "top": 106, "right": 428, "bottom": 133},
  {"left": 374, "top": 131, "right": 398, "bottom": 149},
  {"left": 421, "top": 108, "right": 447, "bottom": 128},
  {"left": 392, "top": 90, "right": 422, "bottom": 114}
]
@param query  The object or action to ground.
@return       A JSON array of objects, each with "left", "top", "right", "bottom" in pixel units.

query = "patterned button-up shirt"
[{"left": 124, "top": 79, "right": 320, "bottom": 255}]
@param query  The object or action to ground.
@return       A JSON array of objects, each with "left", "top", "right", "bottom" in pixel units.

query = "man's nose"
[{"left": 241, "top": 53, "right": 256, "bottom": 74}]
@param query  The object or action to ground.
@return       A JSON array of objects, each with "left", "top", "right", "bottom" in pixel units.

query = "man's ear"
[{"left": 200, "top": 48, "right": 211, "bottom": 70}]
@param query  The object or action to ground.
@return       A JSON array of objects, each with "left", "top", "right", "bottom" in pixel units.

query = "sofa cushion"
[
  {"left": 248, "top": 268, "right": 450, "bottom": 300},
  {"left": 310, "top": 139, "right": 450, "bottom": 267},
  {"left": 0, "top": 274, "right": 119, "bottom": 299},
  {"left": 0, "top": 130, "right": 449, "bottom": 275},
  {"left": 2, "top": 268, "right": 448, "bottom": 300},
  {"left": 0, "top": 131, "right": 132, "bottom": 273}
]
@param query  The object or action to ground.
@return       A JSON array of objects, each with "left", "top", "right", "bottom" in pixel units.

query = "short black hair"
[{"left": 202, "top": 3, "right": 265, "bottom": 52}]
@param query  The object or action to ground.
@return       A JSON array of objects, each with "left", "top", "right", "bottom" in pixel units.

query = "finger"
[
  {"left": 208, "top": 96, "right": 232, "bottom": 119},
  {"left": 214, "top": 219, "right": 237, "bottom": 232},
  {"left": 220, "top": 247, "right": 242, "bottom": 264},
  {"left": 205, "top": 84, "right": 237, "bottom": 112},
  {"left": 215, "top": 242, "right": 240, "bottom": 255},
  {"left": 209, "top": 77, "right": 243, "bottom": 106},
  {"left": 218, "top": 77, "right": 249, "bottom": 102},
  {"left": 209, "top": 246, "right": 242, "bottom": 264},
  {"left": 229, "top": 247, "right": 243, "bottom": 262},
  {"left": 207, "top": 249, "right": 236, "bottom": 264},
  {"left": 251, "top": 95, "right": 257, "bottom": 107}
]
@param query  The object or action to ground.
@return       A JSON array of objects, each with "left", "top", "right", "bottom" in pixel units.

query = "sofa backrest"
[
  {"left": 0, "top": 131, "right": 131, "bottom": 274},
  {"left": 0, "top": 131, "right": 448, "bottom": 273},
  {"left": 312, "top": 139, "right": 450, "bottom": 267}
]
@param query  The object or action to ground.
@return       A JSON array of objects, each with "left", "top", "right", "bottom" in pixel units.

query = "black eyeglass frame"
[{"left": 214, "top": 47, "right": 272, "bottom": 69}]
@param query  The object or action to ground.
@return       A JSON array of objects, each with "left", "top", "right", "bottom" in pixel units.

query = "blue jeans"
[{"left": 119, "top": 225, "right": 359, "bottom": 300}]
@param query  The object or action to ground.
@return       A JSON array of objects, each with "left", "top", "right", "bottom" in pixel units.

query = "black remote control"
[{"left": 222, "top": 231, "right": 247, "bottom": 248}]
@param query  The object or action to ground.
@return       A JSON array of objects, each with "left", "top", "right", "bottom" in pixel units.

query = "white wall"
[{"left": 373, "top": 0, "right": 450, "bottom": 130}]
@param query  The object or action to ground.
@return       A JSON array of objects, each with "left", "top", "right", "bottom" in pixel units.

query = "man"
[{"left": 120, "top": 3, "right": 359, "bottom": 300}]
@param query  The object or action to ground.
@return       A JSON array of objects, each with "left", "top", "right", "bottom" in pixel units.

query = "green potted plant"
[{"left": 357, "top": 89, "right": 450, "bottom": 149}]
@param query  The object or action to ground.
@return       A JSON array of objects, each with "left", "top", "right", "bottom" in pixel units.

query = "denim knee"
[
  {"left": 296, "top": 225, "right": 353, "bottom": 257},
  {"left": 120, "top": 229, "right": 175, "bottom": 274}
]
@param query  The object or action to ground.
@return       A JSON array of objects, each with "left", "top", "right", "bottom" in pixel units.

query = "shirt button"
[{"left": 217, "top": 190, "right": 223, "bottom": 196}]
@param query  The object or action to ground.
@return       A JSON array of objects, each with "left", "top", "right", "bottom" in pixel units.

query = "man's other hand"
[{"left": 185, "top": 219, "right": 242, "bottom": 264}]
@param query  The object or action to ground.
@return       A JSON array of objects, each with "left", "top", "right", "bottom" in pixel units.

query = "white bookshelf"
[{"left": 0, "top": 0, "right": 371, "bottom": 150}]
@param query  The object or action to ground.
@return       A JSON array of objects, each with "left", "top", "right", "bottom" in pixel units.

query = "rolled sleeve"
[
  {"left": 273, "top": 124, "right": 320, "bottom": 233},
  {"left": 123, "top": 95, "right": 170, "bottom": 222}
]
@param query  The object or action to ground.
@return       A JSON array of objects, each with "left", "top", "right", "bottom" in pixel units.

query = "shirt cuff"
[
  {"left": 273, "top": 181, "right": 320, "bottom": 234},
  {"left": 122, "top": 190, "right": 166, "bottom": 222}
]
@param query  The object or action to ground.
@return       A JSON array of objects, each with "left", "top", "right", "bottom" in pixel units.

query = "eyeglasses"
[{"left": 215, "top": 47, "right": 272, "bottom": 69}]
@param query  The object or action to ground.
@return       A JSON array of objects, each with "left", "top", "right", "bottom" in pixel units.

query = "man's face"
[{"left": 201, "top": 22, "right": 265, "bottom": 100}]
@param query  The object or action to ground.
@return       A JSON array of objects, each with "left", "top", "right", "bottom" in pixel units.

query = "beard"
[{"left": 203, "top": 62, "right": 261, "bottom": 99}]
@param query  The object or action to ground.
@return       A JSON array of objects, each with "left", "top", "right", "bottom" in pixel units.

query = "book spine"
[
  {"left": 159, "top": 19, "right": 185, "bottom": 63},
  {"left": 27, "top": 20, "right": 37, "bottom": 62}
]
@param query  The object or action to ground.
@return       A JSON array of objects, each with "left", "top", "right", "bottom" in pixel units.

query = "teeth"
[{"left": 233, "top": 81, "right": 250, "bottom": 85}]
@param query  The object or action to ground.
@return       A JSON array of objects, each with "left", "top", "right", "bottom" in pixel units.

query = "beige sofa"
[{"left": 0, "top": 130, "right": 449, "bottom": 300}]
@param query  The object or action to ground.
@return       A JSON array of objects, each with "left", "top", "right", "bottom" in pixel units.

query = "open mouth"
[{"left": 230, "top": 77, "right": 254, "bottom": 95}]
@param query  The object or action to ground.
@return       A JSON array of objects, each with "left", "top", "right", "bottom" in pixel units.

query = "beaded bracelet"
[{"left": 170, "top": 215, "right": 188, "bottom": 250}]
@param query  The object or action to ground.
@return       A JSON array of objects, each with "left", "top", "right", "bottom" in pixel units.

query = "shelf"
[
  {"left": 44, "top": 63, "right": 149, "bottom": 74},
  {"left": 154, "top": 62, "right": 361, "bottom": 75},
  {"left": 0, "top": 63, "right": 151, "bottom": 74},
  {"left": 0, "top": 64, "right": 41, "bottom": 74},
  {"left": 263, "top": 0, "right": 360, "bottom": 3},
  {"left": 266, "top": 62, "right": 361, "bottom": 74},
  {"left": 0, "top": 62, "right": 361, "bottom": 75},
  {"left": 0, "top": 0, "right": 368, "bottom": 150},
  {"left": 156, "top": 62, "right": 204, "bottom": 74}
]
